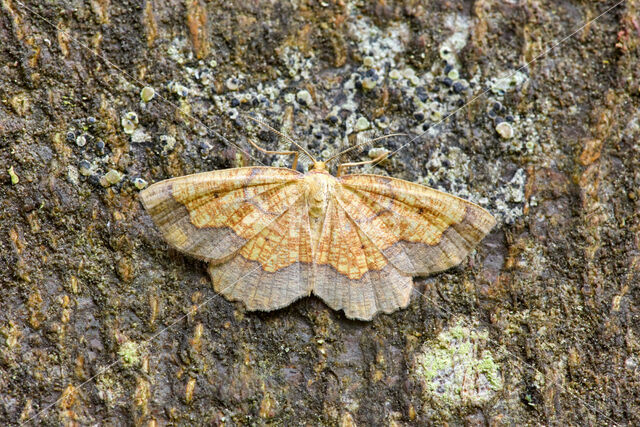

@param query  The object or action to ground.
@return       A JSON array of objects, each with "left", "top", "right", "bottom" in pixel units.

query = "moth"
[{"left": 140, "top": 123, "right": 496, "bottom": 320}]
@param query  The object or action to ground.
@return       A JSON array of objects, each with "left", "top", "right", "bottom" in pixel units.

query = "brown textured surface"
[
  {"left": 2, "top": 0, "right": 640, "bottom": 425},
  {"left": 141, "top": 165, "right": 495, "bottom": 320}
]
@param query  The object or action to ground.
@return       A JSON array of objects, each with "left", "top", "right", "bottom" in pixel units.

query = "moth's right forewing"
[
  {"left": 140, "top": 167, "right": 303, "bottom": 263},
  {"left": 209, "top": 193, "right": 314, "bottom": 312}
]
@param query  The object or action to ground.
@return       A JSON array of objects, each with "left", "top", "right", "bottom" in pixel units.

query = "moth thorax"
[{"left": 305, "top": 173, "right": 333, "bottom": 219}]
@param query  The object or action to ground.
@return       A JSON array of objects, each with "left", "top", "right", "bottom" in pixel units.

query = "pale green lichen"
[
  {"left": 133, "top": 177, "right": 148, "bottom": 190},
  {"left": 490, "top": 70, "right": 528, "bottom": 95},
  {"left": 140, "top": 86, "right": 156, "bottom": 102},
  {"left": 414, "top": 320, "right": 503, "bottom": 409},
  {"left": 8, "top": 166, "right": 19, "bottom": 185},
  {"left": 354, "top": 116, "right": 370, "bottom": 132},
  {"left": 118, "top": 341, "right": 140, "bottom": 367},
  {"left": 362, "top": 76, "right": 377, "bottom": 90},
  {"left": 477, "top": 353, "right": 502, "bottom": 389},
  {"left": 102, "top": 169, "right": 124, "bottom": 187}
]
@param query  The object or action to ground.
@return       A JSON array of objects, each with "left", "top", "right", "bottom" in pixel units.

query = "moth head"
[{"left": 311, "top": 161, "right": 327, "bottom": 171}]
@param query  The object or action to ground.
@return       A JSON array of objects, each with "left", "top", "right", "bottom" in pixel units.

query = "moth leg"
[
  {"left": 248, "top": 138, "right": 300, "bottom": 171},
  {"left": 337, "top": 152, "right": 388, "bottom": 177}
]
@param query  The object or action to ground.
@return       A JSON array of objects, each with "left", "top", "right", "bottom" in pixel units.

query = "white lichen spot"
[
  {"left": 131, "top": 128, "right": 151, "bottom": 143},
  {"left": 414, "top": 319, "right": 502, "bottom": 410},
  {"left": 418, "top": 143, "right": 524, "bottom": 225},
  {"left": 428, "top": 101, "right": 444, "bottom": 122},
  {"left": 75, "top": 134, "right": 87, "bottom": 147},
  {"left": 166, "top": 37, "right": 189, "bottom": 65},
  {"left": 362, "top": 56, "right": 375, "bottom": 67},
  {"left": 438, "top": 14, "right": 472, "bottom": 66},
  {"left": 67, "top": 165, "right": 79, "bottom": 185},
  {"left": 517, "top": 114, "right": 539, "bottom": 154},
  {"left": 121, "top": 112, "right": 138, "bottom": 134},
  {"left": 78, "top": 160, "right": 93, "bottom": 176},
  {"left": 362, "top": 76, "right": 377, "bottom": 90},
  {"left": 354, "top": 116, "right": 370, "bottom": 132},
  {"left": 263, "top": 86, "right": 280, "bottom": 100},
  {"left": 126, "top": 111, "right": 138, "bottom": 125},
  {"left": 402, "top": 68, "right": 416, "bottom": 79},
  {"left": 389, "top": 69, "right": 402, "bottom": 80},
  {"left": 625, "top": 356, "right": 638, "bottom": 371},
  {"left": 159, "top": 135, "right": 176, "bottom": 154},
  {"left": 375, "top": 116, "right": 390, "bottom": 129},
  {"left": 525, "top": 139, "right": 536, "bottom": 152},
  {"left": 296, "top": 89, "right": 313, "bottom": 106},
  {"left": 495, "top": 121, "right": 514, "bottom": 139},
  {"left": 505, "top": 168, "right": 526, "bottom": 203},
  {"left": 348, "top": 12, "right": 408, "bottom": 68},
  {"left": 279, "top": 46, "right": 316, "bottom": 81},
  {"left": 225, "top": 77, "right": 240, "bottom": 91},
  {"left": 168, "top": 81, "right": 189, "bottom": 97},
  {"left": 227, "top": 108, "right": 239, "bottom": 120}
]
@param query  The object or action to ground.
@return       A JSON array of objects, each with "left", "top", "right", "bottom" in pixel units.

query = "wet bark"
[{"left": 1, "top": 0, "right": 639, "bottom": 424}]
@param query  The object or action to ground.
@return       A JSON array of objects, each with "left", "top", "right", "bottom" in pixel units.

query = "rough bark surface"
[{"left": 1, "top": 0, "right": 639, "bottom": 425}]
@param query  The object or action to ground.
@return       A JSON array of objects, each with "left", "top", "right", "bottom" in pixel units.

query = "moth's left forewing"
[{"left": 337, "top": 174, "right": 496, "bottom": 276}]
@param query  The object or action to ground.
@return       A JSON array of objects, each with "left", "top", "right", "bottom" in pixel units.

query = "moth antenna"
[
  {"left": 337, "top": 151, "right": 389, "bottom": 177},
  {"left": 243, "top": 114, "right": 317, "bottom": 163},
  {"left": 325, "top": 133, "right": 408, "bottom": 165}
]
